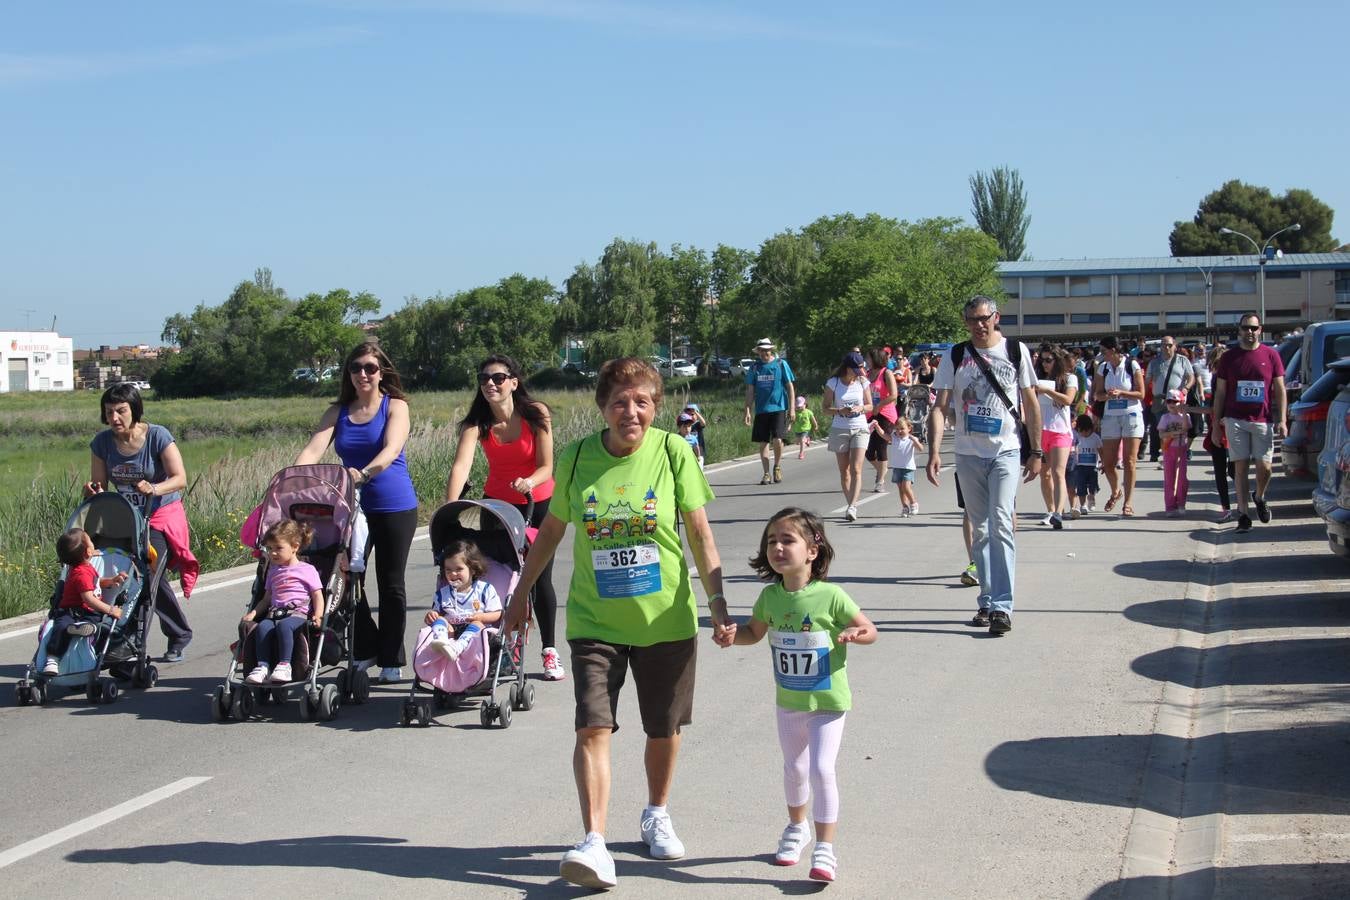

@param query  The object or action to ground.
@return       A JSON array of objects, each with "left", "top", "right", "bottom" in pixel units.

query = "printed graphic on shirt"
[
  {"left": 582, "top": 486, "right": 662, "bottom": 598},
  {"left": 108, "top": 461, "right": 151, "bottom": 508},
  {"left": 958, "top": 353, "right": 1016, "bottom": 434}
]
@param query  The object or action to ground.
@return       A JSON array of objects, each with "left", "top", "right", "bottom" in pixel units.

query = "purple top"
[{"left": 265, "top": 561, "right": 323, "bottom": 615}]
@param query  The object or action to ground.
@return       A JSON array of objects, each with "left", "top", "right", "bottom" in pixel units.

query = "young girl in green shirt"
[{"left": 716, "top": 507, "right": 877, "bottom": 883}]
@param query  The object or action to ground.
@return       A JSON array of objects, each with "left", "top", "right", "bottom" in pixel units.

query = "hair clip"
[{"left": 812, "top": 532, "right": 824, "bottom": 543}]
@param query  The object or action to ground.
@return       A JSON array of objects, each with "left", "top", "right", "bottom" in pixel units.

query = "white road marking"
[
  {"left": 0, "top": 776, "right": 211, "bottom": 869},
  {"left": 1230, "top": 832, "right": 1350, "bottom": 843}
]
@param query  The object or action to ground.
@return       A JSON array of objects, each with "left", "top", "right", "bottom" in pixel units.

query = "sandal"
[
  {"left": 1104, "top": 491, "right": 1123, "bottom": 512},
  {"left": 1121, "top": 504, "right": 1134, "bottom": 517}
]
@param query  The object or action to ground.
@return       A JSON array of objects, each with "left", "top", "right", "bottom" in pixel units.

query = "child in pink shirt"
[{"left": 1157, "top": 390, "right": 1192, "bottom": 516}]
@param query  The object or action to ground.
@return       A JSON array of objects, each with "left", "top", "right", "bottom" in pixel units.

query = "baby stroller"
[
  {"left": 210, "top": 464, "right": 364, "bottom": 724},
  {"left": 14, "top": 491, "right": 166, "bottom": 707},
  {"left": 401, "top": 498, "right": 533, "bottom": 729},
  {"left": 906, "top": 383, "right": 935, "bottom": 443}
]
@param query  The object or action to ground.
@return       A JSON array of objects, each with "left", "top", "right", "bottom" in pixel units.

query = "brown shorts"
[{"left": 569, "top": 636, "right": 697, "bottom": 737}]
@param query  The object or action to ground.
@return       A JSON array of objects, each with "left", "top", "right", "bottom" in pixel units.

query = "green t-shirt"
[
  {"left": 791, "top": 408, "right": 816, "bottom": 433},
  {"left": 553, "top": 428, "right": 714, "bottom": 647},
  {"left": 751, "top": 581, "right": 861, "bottom": 712}
]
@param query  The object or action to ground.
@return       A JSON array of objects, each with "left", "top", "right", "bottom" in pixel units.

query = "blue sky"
[{"left": 3, "top": 1, "right": 1346, "bottom": 346}]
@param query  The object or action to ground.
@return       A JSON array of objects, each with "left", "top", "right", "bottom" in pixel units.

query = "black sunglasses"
[
  {"left": 348, "top": 361, "right": 380, "bottom": 376},
  {"left": 477, "top": 371, "right": 512, "bottom": 385},
  {"left": 1240, "top": 324, "right": 1261, "bottom": 332}
]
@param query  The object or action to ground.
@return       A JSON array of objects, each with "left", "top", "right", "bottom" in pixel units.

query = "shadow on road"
[
  {"left": 1125, "top": 592, "right": 1350, "bottom": 634},
  {"left": 1131, "top": 638, "right": 1350, "bottom": 687},
  {"left": 985, "top": 723, "right": 1350, "bottom": 818},
  {"left": 65, "top": 835, "right": 831, "bottom": 894},
  {"left": 1086, "top": 862, "right": 1350, "bottom": 899}
]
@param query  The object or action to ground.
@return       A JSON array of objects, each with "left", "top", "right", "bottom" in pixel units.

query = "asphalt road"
[{"left": 2, "top": 435, "right": 1346, "bottom": 898}]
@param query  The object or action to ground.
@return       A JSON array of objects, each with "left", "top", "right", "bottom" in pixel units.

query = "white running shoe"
[
  {"left": 909, "top": 502, "right": 919, "bottom": 516},
  {"left": 844, "top": 506, "right": 858, "bottom": 522},
  {"left": 270, "top": 662, "right": 293, "bottom": 683},
  {"left": 431, "top": 637, "right": 459, "bottom": 661},
  {"left": 1039, "top": 513, "right": 1053, "bottom": 526},
  {"left": 245, "top": 665, "right": 269, "bottom": 685},
  {"left": 809, "top": 844, "right": 837, "bottom": 882},
  {"left": 542, "top": 647, "right": 566, "bottom": 681},
  {"left": 871, "top": 480, "right": 885, "bottom": 493},
  {"left": 774, "top": 822, "right": 811, "bottom": 866},
  {"left": 640, "top": 808, "right": 685, "bottom": 859},
  {"left": 42, "top": 657, "right": 60, "bottom": 676},
  {"left": 560, "top": 833, "right": 617, "bottom": 889}
]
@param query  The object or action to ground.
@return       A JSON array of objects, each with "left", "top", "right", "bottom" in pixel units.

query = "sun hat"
[
  {"left": 676, "top": 413, "right": 694, "bottom": 424},
  {"left": 754, "top": 338, "right": 775, "bottom": 351},
  {"left": 795, "top": 396, "right": 806, "bottom": 408},
  {"left": 684, "top": 402, "right": 699, "bottom": 412},
  {"left": 1167, "top": 388, "right": 1187, "bottom": 404}
]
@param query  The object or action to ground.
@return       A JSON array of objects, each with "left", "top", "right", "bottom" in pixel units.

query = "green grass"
[{"left": 0, "top": 379, "right": 756, "bottom": 619}]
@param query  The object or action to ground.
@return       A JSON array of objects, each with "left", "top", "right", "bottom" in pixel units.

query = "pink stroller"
[{"left": 402, "top": 498, "right": 534, "bottom": 728}]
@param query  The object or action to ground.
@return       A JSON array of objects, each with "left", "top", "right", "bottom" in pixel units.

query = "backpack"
[{"left": 948, "top": 339, "right": 1031, "bottom": 464}]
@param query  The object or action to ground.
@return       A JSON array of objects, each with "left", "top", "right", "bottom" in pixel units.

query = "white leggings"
[{"left": 776, "top": 707, "right": 847, "bottom": 824}]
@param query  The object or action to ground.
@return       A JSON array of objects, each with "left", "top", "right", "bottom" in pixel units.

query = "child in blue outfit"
[
  {"left": 676, "top": 413, "right": 704, "bottom": 469},
  {"left": 426, "top": 539, "right": 503, "bottom": 660}
]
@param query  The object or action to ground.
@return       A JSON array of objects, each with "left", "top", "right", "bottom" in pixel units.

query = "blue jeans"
[
  {"left": 254, "top": 615, "right": 306, "bottom": 667},
  {"left": 955, "top": 450, "right": 1020, "bottom": 615}
]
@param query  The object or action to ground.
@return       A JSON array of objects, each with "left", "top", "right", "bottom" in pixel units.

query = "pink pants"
[{"left": 1162, "top": 443, "right": 1189, "bottom": 510}]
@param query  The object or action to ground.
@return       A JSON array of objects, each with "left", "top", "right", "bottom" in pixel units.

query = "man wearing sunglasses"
[
  {"left": 926, "top": 296, "right": 1042, "bottom": 636},
  {"left": 1146, "top": 336, "right": 1196, "bottom": 465},
  {"left": 1211, "top": 314, "right": 1286, "bottom": 533}
]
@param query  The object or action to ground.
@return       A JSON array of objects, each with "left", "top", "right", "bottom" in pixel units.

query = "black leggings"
[
  {"left": 506, "top": 495, "right": 559, "bottom": 650},
  {"left": 361, "top": 507, "right": 418, "bottom": 668},
  {"left": 1209, "top": 446, "right": 1233, "bottom": 511}
]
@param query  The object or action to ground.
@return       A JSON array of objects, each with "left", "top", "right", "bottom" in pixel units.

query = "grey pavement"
[{"left": 1, "top": 436, "right": 1347, "bottom": 898}]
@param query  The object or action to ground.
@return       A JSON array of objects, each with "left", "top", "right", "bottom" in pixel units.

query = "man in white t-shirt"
[{"left": 926, "top": 296, "right": 1041, "bottom": 635}]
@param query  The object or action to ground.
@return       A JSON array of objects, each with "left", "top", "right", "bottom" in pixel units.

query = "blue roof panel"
[{"left": 998, "top": 252, "right": 1350, "bottom": 277}]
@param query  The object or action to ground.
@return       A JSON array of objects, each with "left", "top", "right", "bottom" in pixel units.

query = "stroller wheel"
[
  {"left": 350, "top": 669, "right": 370, "bottom": 705},
  {"left": 507, "top": 683, "right": 520, "bottom": 710},
  {"left": 497, "top": 699, "right": 513, "bottom": 729},
  {"left": 298, "top": 691, "right": 316, "bottom": 722},
  {"left": 433, "top": 690, "right": 453, "bottom": 711},
  {"left": 99, "top": 678, "right": 119, "bottom": 705},
  {"left": 86, "top": 681, "right": 100, "bottom": 704},
  {"left": 416, "top": 702, "right": 432, "bottom": 728},
  {"left": 15, "top": 681, "right": 32, "bottom": 706},
  {"left": 400, "top": 701, "right": 415, "bottom": 727},
  {"left": 335, "top": 668, "right": 349, "bottom": 699},
  {"left": 479, "top": 704, "right": 495, "bottom": 728},
  {"left": 519, "top": 682, "right": 536, "bottom": 711},
  {"left": 231, "top": 687, "right": 252, "bottom": 721},
  {"left": 318, "top": 684, "right": 340, "bottom": 722},
  {"left": 134, "top": 663, "right": 159, "bottom": 690},
  {"left": 210, "top": 685, "right": 229, "bottom": 722},
  {"left": 35, "top": 680, "right": 51, "bottom": 705}
]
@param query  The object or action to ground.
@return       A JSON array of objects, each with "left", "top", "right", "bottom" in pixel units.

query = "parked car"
[
  {"left": 561, "top": 362, "right": 596, "bottom": 378},
  {"left": 667, "top": 359, "right": 697, "bottom": 377},
  {"left": 1297, "top": 321, "right": 1350, "bottom": 391},
  {"left": 738, "top": 357, "right": 754, "bottom": 375},
  {"left": 320, "top": 365, "right": 338, "bottom": 381},
  {"left": 648, "top": 356, "right": 669, "bottom": 370},
  {"left": 1284, "top": 359, "right": 1350, "bottom": 480},
  {"left": 292, "top": 367, "right": 317, "bottom": 382},
  {"left": 1311, "top": 380, "right": 1350, "bottom": 558}
]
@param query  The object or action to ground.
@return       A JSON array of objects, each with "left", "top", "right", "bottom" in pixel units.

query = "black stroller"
[
  {"left": 14, "top": 491, "right": 167, "bottom": 706},
  {"left": 210, "top": 464, "right": 366, "bottom": 723},
  {"left": 401, "top": 498, "right": 534, "bottom": 728}
]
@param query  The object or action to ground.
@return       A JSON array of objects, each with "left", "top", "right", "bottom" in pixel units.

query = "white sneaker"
[
  {"left": 844, "top": 506, "right": 857, "bottom": 522},
  {"left": 560, "top": 832, "right": 616, "bottom": 889},
  {"left": 774, "top": 822, "right": 811, "bottom": 866},
  {"left": 900, "top": 505, "right": 910, "bottom": 518},
  {"left": 42, "top": 657, "right": 60, "bottom": 676},
  {"left": 1039, "top": 513, "right": 1053, "bottom": 526},
  {"left": 542, "top": 647, "right": 566, "bottom": 681},
  {"left": 909, "top": 502, "right": 919, "bottom": 516},
  {"left": 1070, "top": 508, "right": 1082, "bottom": 519},
  {"left": 245, "top": 665, "right": 269, "bottom": 685},
  {"left": 1087, "top": 498, "right": 1096, "bottom": 512},
  {"left": 809, "top": 844, "right": 837, "bottom": 882},
  {"left": 640, "top": 808, "right": 685, "bottom": 859},
  {"left": 379, "top": 667, "right": 402, "bottom": 684},
  {"left": 270, "top": 662, "right": 293, "bottom": 683},
  {"left": 871, "top": 480, "right": 885, "bottom": 493},
  {"left": 432, "top": 637, "right": 459, "bottom": 661}
]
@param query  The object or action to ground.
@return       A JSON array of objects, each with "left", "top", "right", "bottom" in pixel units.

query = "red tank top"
[
  {"left": 869, "top": 369, "right": 898, "bottom": 423},
  {"left": 482, "top": 416, "right": 555, "bottom": 504}
]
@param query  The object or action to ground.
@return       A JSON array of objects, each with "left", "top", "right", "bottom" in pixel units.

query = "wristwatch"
[{"left": 1028, "top": 450, "right": 1045, "bottom": 459}]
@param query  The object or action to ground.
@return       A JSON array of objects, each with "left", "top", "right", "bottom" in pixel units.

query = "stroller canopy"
[
  {"left": 429, "top": 500, "right": 529, "bottom": 572},
  {"left": 67, "top": 492, "right": 147, "bottom": 560}
]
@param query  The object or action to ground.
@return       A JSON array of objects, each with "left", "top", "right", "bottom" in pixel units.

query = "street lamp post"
[
  {"left": 1189, "top": 257, "right": 1234, "bottom": 329},
  {"left": 1218, "top": 223, "right": 1301, "bottom": 323}
]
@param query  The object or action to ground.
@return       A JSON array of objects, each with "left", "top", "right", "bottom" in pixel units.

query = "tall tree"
[
  {"left": 1169, "top": 179, "right": 1337, "bottom": 255},
  {"left": 563, "top": 239, "right": 663, "bottom": 363},
  {"left": 969, "top": 166, "right": 1030, "bottom": 261}
]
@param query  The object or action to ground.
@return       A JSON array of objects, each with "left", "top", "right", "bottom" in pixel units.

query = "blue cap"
[
  {"left": 684, "top": 402, "right": 699, "bottom": 412},
  {"left": 843, "top": 350, "right": 866, "bottom": 370}
]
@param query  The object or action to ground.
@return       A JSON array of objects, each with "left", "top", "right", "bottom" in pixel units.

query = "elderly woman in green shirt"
[{"left": 503, "top": 356, "right": 731, "bottom": 890}]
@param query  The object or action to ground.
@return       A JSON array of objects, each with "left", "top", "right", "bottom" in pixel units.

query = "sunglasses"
[
  {"left": 1240, "top": 324, "right": 1261, "bottom": 332},
  {"left": 348, "top": 361, "right": 381, "bottom": 376},
  {"left": 964, "top": 313, "right": 996, "bottom": 325},
  {"left": 477, "top": 371, "right": 512, "bottom": 386}
]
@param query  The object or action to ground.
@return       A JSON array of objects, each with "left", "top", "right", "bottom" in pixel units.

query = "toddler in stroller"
[
  {"left": 426, "top": 539, "right": 503, "bottom": 660},
  {"left": 905, "top": 383, "right": 934, "bottom": 443},
  {"left": 42, "top": 528, "right": 128, "bottom": 674},
  {"left": 241, "top": 519, "right": 326, "bottom": 685}
]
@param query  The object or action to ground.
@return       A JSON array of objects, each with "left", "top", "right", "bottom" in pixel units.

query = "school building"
[
  {"left": 995, "top": 252, "right": 1350, "bottom": 341},
  {"left": 0, "top": 331, "right": 75, "bottom": 392}
]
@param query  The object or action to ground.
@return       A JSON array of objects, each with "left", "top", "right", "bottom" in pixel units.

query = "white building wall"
[{"left": 0, "top": 331, "right": 75, "bottom": 392}]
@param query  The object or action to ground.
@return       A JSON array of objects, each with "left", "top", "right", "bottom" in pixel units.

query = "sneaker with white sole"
[
  {"left": 809, "top": 844, "right": 837, "bottom": 882},
  {"left": 909, "top": 502, "right": 919, "bottom": 516},
  {"left": 66, "top": 621, "right": 96, "bottom": 637},
  {"left": 379, "top": 667, "right": 402, "bottom": 684},
  {"left": 1216, "top": 509, "right": 1235, "bottom": 523},
  {"left": 245, "top": 665, "right": 270, "bottom": 685},
  {"left": 639, "top": 808, "right": 685, "bottom": 859},
  {"left": 844, "top": 506, "right": 857, "bottom": 522},
  {"left": 270, "top": 662, "right": 293, "bottom": 683},
  {"left": 960, "top": 562, "right": 979, "bottom": 586},
  {"left": 542, "top": 647, "right": 566, "bottom": 681},
  {"left": 42, "top": 657, "right": 60, "bottom": 676},
  {"left": 871, "top": 480, "right": 885, "bottom": 493},
  {"left": 774, "top": 822, "right": 811, "bottom": 866},
  {"left": 560, "top": 832, "right": 617, "bottom": 889}
]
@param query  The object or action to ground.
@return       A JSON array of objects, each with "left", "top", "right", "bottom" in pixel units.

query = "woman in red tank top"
[{"left": 444, "top": 355, "right": 565, "bottom": 681}]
